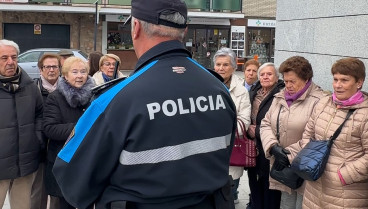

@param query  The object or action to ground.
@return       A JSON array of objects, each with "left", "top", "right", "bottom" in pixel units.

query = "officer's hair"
[
  {"left": 258, "top": 62, "right": 279, "bottom": 78},
  {"left": 132, "top": 13, "right": 186, "bottom": 41},
  {"left": 213, "top": 48, "right": 237, "bottom": 69},
  {"left": 0, "top": 39, "right": 20, "bottom": 55}
]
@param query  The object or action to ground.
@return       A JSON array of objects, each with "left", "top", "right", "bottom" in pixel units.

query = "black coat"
[
  {"left": 43, "top": 77, "right": 93, "bottom": 196},
  {"left": 0, "top": 70, "right": 43, "bottom": 180},
  {"left": 34, "top": 78, "right": 53, "bottom": 162},
  {"left": 249, "top": 79, "right": 285, "bottom": 177}
]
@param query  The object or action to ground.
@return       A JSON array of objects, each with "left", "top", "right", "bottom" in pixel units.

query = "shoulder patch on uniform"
[{"left": 172, "top": 66, "right": 186, "bottom": 74}]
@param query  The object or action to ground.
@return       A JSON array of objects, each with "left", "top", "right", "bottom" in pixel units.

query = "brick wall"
[
  {"left": 242, "top": 0, "right": 276, "bottom": 18},
  {"left": 0, "top": 11, "right": 102, "bottom": 54}
]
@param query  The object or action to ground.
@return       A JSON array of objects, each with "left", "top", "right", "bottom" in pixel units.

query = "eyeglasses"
[
  {"left": 103, "top": 62, "right": 117, "bottom": 67},
  {"left": 43, "top": 65, "right": 60, "bottom": 70}
]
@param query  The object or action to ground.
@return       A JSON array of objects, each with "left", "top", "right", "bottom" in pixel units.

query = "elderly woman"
[
  {"left": 246, "top": 63, "right": 285, "bottom": 209},
  {"left": 213, "top": 47, "right": 251, "bottom": 204},
  {"left": 92, "top": 53, "right": 125, "bottom": 85},
  {"left": 287, "top": 57, "right": 368, "bottom": 208},
  {"left": 260, "top": 56, "right": 325, "bottom": 209},
  {"left": 243, "top": 59, "right": 260, "bottom": 91},
  {"left": 43, "top": 57, "right": 95, "bottom": 209}
]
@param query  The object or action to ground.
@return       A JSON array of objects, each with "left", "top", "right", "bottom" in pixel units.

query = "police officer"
[{"left": 52, "top": 0, "right": 237, "bottom": 208}]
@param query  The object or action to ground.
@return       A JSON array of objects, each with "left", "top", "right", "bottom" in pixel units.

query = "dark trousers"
[
  {"left": 232, "top": 178, "right": 240, "bottom": 200},
  {"left": 109, "top": 177, "right": 235, "bottom": 209},
  {"left": 248, "top": 168, "right": 281, "bottom": 209}
]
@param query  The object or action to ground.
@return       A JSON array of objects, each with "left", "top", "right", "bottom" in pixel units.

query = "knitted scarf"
[
  {"left": 284, "top": 80, "right": 311, "bottom": 107},
  {"left": 0, "top": 68, "right": 21, "bottom": 93}
]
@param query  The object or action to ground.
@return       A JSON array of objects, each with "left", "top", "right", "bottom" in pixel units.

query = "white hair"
[
  {"left": 213, "top": 47, "right": 237, "bottom": 69},
  {"left": 0, "top": 39, "right": 20, "bottom": 55},
  {"left": 258, "top": 62, "right": 279, "bottom": 78}
]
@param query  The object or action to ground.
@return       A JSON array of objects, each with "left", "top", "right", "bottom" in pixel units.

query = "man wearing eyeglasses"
[
  {"left": 30, "top": 53, "right": 62, "bottom": 209},
  {"left": 0, "top": 39, "right": 43, "bottom": 209}
]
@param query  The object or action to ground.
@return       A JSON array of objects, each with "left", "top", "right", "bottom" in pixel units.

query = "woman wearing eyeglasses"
[
  {"left": 92, "top": 53, "right": 126, "bottom": 85},
  {"left": 43, "top": 57, "right": 95, "bottom": 209}
]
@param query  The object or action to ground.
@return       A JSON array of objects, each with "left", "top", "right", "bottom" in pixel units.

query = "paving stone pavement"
[{"left": 235, "top": 171, "right": 251, "bottom": 209}]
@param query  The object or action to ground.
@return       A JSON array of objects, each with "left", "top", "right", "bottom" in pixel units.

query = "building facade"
[
  {"left": 0, "top": 0, "right": 246, "bottom": 70},
  {"left": 275, "top": 0, "right": 368, "bottom": 91}
]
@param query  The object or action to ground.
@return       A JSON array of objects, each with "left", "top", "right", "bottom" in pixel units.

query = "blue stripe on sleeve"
[
  {"left": 58, "top": 60, "right": 158, "bottom": 163},
  {"left": 187, "top": 57, "right": 229, "bottom": 92}
]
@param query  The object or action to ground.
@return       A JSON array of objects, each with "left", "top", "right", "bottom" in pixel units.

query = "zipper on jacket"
[
  {"left": 14, "top": 94, "right": 20, "bottom": 177},
  {"left": 323, "top": 107, "right": 337, "bottom": 139}
]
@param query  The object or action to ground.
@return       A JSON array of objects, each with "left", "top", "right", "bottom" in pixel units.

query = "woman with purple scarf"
[
  {"left": 286, "top": 57, "right": 368, "bottom": 208},
  {"left": 260, "top": 56, "right": 325, "bottom": 209}
]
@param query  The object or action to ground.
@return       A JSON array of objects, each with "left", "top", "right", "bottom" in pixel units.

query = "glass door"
[{"left": 184, "top": 27, "right": 230, "bottom": 69}]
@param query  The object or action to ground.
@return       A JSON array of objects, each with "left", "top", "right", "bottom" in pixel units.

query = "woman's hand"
[{"left": 247, "top": 124, "right": 256, "bottom": 139}]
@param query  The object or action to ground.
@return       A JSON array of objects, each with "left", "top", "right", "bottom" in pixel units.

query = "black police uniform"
[{"left": 53, "top": 40, "right": 237, "bottom": 209}]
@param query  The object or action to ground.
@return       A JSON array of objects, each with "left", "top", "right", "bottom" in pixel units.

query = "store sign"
[
  {"left": 0, "top": 0, "right": 27, "bottom": 2},
  {"left": 106, "top": 14, "right": 129, "bottom": 22},
  {"left": 248, "top": 19, "right": 276, "bottom": 28},
  {"left": 188, "top": 17, "right": 230, "bottom": 26}
]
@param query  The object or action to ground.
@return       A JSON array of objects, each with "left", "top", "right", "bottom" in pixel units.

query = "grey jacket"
[{"left": 0, "top": 70, "right": 43, "bottom": 179}]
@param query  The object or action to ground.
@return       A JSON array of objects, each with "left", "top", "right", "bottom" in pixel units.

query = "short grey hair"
[
  {"left": 132, "top": 12, "right": 186, "bottom": 41},
  {"left": 213, "top": 48, "right": 237, "bottom": 69},
  {"left": 258, "top": 62, "right": 279, "bottom": 78},
  {"left": 0, "top": 39, "right": 20, "bottom": 55}
]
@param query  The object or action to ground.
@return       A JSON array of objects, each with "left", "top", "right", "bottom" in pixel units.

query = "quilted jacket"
[
  {"left": 260, "top": 82, "right": 325, "bottom": 194},
  {"left": 287, "top": 94, "right": 368, "bottom": 209}
]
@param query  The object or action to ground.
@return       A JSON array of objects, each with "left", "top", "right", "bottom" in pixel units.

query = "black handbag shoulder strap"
[
  {"left": 276, "top": 106, "right": 282, "bottom": 141},
  {"left": 330, "top": 109, "right": 355, "bottom": 142}
]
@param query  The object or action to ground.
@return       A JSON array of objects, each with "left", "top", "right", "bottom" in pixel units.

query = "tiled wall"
[{"left": 274, "top": 0, "right": 368, "bottom": 92}]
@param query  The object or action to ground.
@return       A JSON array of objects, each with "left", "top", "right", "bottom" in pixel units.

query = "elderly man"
[
  {"left": 30, "top": 53, "right": 61, "bottom": 209},
  {"left": 53, "top": 0, "right": 237, "bottom": 209},
  {"left": 0, "top": 39, "right": 43, "bottom": 209}
]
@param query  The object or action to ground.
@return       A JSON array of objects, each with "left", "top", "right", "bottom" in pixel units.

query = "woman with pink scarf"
[
  {"left": 286, "top": 57, "right": 368, "bottom": 208},
  {"left": 260, "top": 56, "right": 325, "bottom": 209}
]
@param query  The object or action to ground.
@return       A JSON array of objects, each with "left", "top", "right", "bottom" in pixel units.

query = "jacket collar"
[
  {"left": 133, "top": 40, "right": 191, "bottom": 74},
  {"left": 229, "top": 74, "right": 245, "bottom": 96},
  {"left": 275, "top": 82, "right": 322, "bottom": 101}
]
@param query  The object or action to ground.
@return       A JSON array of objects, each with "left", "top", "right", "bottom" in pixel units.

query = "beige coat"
[
  {"left": 229, "top": 74, "right": 251, "bottom": 180},
  {"left": 287, "top": 95, "right": 368, "bottom": 209},
  {"left": 260, "top": 82, "right": 325, "bottom": 194},
  {"left": 92, "top": 70, "right": 126, "bottom": 86}
]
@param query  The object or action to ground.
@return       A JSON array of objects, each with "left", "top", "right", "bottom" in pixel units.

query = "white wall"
[{"left": 274, "top": 0, "right": 368, "bottom": 91}]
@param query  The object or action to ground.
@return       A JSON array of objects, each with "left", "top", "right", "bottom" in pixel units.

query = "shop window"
[
  {"left": 107, "top": 22, "right": 133, "bottom": 50},
  {"left": 184, "top": 27, "right": 230, "bottom": 69},
  {"left": 246, "top": 28, "right": 274, "bottom": 64}
]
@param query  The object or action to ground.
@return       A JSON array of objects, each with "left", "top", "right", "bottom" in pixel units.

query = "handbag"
[
  {"left": 229, "top": 118, "right": 257, "bottom": 167},
  {"left": 270, "top": 107, "right": 304, "bottom": 189},
  {"left": 291, "top": 109, "right": 355, "bottom": 181}
]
